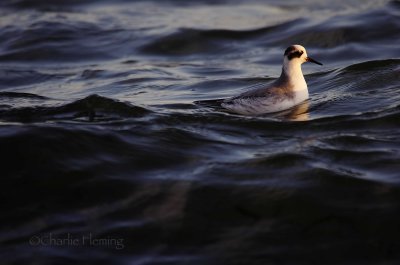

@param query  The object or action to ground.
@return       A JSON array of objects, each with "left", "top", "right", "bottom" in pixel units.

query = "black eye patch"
[{"left": 287, "top": 50, "right": 303, "bottom": 60}]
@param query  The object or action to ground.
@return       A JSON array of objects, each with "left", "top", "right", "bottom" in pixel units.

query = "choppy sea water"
[{"left": 1, "top": 0, "right": 400, "bottom": 264}]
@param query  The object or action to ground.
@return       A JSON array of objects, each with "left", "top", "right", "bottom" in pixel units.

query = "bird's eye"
[{"left": 287, "top": 50, "right": 303, "bottom": 60}]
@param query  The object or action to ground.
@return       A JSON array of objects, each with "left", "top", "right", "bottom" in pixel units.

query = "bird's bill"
[{"left": 306, "top": 57, "right": 323, "bottom": 65}]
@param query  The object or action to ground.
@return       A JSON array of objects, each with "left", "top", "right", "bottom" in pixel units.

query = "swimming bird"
[{"left": 221, "top": 45, "right": 322, "bottom": 115}]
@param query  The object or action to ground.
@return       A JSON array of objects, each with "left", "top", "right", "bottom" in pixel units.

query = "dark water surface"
[{"left": 1, "top": 0, "right": 400, "bottom": 264}]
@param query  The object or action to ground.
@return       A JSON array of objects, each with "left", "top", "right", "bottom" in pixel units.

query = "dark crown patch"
[{"left": 284, "top": 46, "right": 296, "bottom": 56}]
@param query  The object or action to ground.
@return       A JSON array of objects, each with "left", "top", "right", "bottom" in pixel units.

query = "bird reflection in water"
[{"left": 271, "top": 100, "right": 309, "bottom": 121}]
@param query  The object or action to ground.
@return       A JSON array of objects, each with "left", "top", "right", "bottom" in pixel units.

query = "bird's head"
[{"left": 283, "top": 44, "right": 322, "bottom": 66}]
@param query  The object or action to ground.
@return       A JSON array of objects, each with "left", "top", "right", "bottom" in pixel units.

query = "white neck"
[{"left": 282, "top": 61, "right": 307, "bottom": 92}]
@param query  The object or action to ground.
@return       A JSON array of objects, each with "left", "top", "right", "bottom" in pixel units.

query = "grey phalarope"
[{"left": 221, "top": 45, "right": 322, "bottom": 115}]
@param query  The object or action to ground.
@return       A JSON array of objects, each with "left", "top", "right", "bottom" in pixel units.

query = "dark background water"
[{"left": 1, "top": 0, "right": 400, "bottom": 264}]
